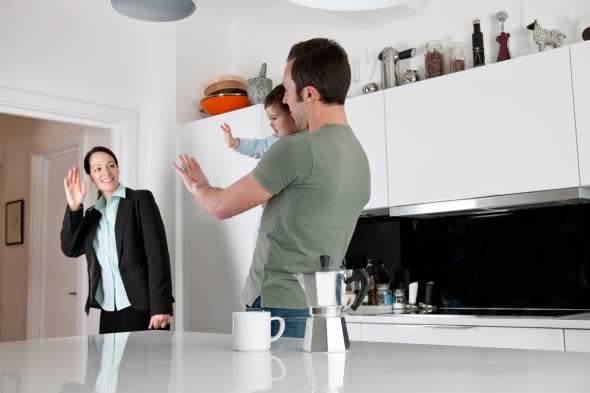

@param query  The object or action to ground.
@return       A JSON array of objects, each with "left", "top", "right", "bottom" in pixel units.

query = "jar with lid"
[
  {"left": 392, "top": 288, "right": 407, "bottom": 312},
  {"left": 424, "top": 40, "right": 444, "bottom": 78},
  {"left": 449, "top": 43, "right": 466, "bottom": 73}
]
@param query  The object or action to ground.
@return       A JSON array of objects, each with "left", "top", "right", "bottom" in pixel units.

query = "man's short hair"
[{"left": 287, "top": 38, "right": 351, "bottom": 105}]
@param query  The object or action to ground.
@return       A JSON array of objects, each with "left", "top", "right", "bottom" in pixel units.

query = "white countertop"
[
  {"left": 345, "top": 311, "right": 590, "bottom": 329},
  {"left": 1, "top": 331, "right": 590, "bottom": 392}
]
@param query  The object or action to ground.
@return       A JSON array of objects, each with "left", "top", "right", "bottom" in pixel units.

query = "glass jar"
[
  {"left": 393, "top": 288, "right": 406, "bottom": 310},
  {"left": 376, "top": 284, "right": 393, "bottom": 305},
  {"left": 449, "top": 43, "right": 466, "bottom": 73},
  {"left": 424, "top": 40, "right": 444, "bottom": 79}
]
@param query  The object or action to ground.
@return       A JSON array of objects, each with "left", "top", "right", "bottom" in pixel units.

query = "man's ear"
[{"left": 305, "top": 86, "right": 320, "bottom": 102}]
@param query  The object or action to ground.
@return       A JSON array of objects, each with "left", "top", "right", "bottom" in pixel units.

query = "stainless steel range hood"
[{"left": 389, "top": 187, "right": 590, "bottom": 218}]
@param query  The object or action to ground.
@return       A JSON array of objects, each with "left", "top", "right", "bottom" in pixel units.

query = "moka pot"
[{"left": 294, "top": 255, "right": 370, "bottom": 353}]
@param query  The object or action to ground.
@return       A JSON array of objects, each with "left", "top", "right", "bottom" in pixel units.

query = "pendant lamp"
[
  {"left": 286, "top": 0, "right": 405, "bottom": 11},
  {"left": 111, "top": 0, "right": 196, "bottom": 22}
]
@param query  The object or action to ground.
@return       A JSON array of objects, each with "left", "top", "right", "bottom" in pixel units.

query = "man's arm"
[{"left": 173, "top": 154, "right": 272, "bottom": 219}]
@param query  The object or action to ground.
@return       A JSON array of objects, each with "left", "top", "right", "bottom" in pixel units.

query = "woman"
[{"left": 61, "top": 146, "right": 173, "bottom": 334}]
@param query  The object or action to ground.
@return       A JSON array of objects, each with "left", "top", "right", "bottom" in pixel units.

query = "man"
[{"left": 174, "top": 38, "right": 370, "bottom": 337}]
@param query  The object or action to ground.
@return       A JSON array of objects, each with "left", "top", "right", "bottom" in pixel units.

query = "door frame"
[{"left": 0, "top": 86, "right": 139, "bottom": 339}]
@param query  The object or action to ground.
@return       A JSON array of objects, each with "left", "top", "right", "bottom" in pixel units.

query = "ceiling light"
[
  {"left": 111, "top": 0, "right": 196, "bottom": 22},
  {"left": 286, "top": 0, "right": 405, "bottom": 11}
]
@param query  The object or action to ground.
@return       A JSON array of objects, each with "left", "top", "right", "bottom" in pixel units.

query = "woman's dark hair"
[
  {"left": 264, "top": 84, "right": 290, "bottom": 114},
  {"left": 83, "top": 146, "right": 119, "bottom": 175}
]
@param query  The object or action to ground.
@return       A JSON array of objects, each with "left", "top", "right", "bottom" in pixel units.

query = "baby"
[{"left": 221, "top": 84, "right": 300, "bottom": 158}]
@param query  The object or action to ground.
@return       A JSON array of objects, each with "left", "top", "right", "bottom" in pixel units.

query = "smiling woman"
[{"left": 60, "top": 146, "right": 174, "bottom": 334}]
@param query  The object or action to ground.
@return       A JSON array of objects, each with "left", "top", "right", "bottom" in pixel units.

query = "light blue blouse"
[{"left": 92, "top": 184, "right": 131, "bottom": 311}]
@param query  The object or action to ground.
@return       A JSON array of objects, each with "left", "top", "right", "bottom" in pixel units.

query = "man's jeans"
[{"left": 246, "top": 297, "right": 308, "bottom": 338}]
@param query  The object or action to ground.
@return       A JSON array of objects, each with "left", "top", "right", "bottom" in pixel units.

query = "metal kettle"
[{"left": 294, "top": 255, "right": 370, "bottom": 352}]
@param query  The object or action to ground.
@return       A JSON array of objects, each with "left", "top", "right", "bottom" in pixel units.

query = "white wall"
[
  {"left": 177, "top": 0, "right": 590, "bottom": 108},
  {"left": 0, "top": 0, "right": 177, "bottom": 240}
]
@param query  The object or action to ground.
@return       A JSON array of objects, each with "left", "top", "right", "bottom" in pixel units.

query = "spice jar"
[
  {"left": 424, "top": 40, "right": 444, "bottom": 79},
  {"left": 449, "top": 43, "right": 466, "bottom": 73}
]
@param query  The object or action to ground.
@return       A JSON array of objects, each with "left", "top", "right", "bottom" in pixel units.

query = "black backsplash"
[{"left": 346, "top": 205, "right": 590, "bottom": 309}]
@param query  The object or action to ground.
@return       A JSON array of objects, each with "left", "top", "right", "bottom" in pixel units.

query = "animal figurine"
[{"left": 527, "top": 20, "right": 566, "bottom": 51}]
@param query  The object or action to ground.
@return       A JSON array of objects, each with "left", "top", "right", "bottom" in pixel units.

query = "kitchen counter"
[
  {"left": 1, "top": 331, "right": 589, "bottom": 392},
  {"left": 345, "top": 311, "right": 590, "bottom": 329}
]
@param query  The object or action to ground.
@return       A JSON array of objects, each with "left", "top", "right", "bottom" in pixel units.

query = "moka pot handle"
[{"left": 345, "top": 269, "right": 370, "bottom": 311}]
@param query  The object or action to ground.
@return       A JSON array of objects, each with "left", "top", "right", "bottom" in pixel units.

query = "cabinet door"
[
  {"left": 564, "top": 329, "right": 590, "bottom": 352},
  {"left": 571, "top": 41, "right": 590, "bottom": 186},
  {"left": 386, "top": 47, "right": 579, "bottom": 207},
  {"left": 345, "top": 91, "right": 388, "bottom": 211},
  {"left": 346, "top": 322, "right": 361, "bottom": 342},
  {"left": 179, "top": 105, "right": 264, "bottom": 333},
  {"left": 360, "top": 323, "right": 564, "bottom": 351}
]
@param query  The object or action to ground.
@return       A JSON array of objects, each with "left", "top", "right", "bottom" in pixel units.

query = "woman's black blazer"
[{"left": 60, "top": 188, "right": 173, "bottom": 315}]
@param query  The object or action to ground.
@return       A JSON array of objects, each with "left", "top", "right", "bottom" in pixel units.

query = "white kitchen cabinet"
[
  {"left": 385, "top": 46, "right": 579, "bottom": 207},
  {"left": 346, "top": 322, "right": 361, "bottom": 342},
  {"left": 359, "top": 323, "right": 564, "bottom": 351},
  {"left": 564, "top": 329, "right": 590, "bottom": 352},
  {"left": 179, "top": 105, "right": 269, "bottom": 333},
  {"left": 345, "top": 91, "right": 388, "bottom": 211},
  {"left": 571, "top": 41, "right": 590, "bottom": 186}
]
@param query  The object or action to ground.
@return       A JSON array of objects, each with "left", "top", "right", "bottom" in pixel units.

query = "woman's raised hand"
[{"left": 63, "top": 167, "right": 86, "bottom": 211}]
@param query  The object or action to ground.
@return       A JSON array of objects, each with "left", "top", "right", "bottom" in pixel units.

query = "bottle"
[
  {"left": 375, "top": 260, "right": 392, "bottom": 305},
  {"left": 375, "top": 260, "right": 391, "bottom": 287},
  {"left": 449, "top": 43, "right": 466, "bottom": 73},
  {"left": 424, "top": 40, "right": 444, "bottom": 78},
  {"left": 472, "top": 18, "right": 485, "bottom": 67},
  {"left": 365, "top": 259, "right": 378, "bottom": 305}
]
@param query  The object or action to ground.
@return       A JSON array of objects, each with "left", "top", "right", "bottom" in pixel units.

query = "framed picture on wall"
[{"left": 5, "top": 199, "right": 24, "bottom": 246}]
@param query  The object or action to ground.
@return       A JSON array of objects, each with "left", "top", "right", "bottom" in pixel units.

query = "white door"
[{"left": 39, "top": 146, "right": 80, "bottom": 338}]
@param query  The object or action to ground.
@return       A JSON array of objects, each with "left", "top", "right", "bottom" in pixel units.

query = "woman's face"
[
  {"left": 88, "top": 151, "right": 120, "bottom": 199},
  {"left": 265, "top": 104, "right": 298, "bottom": 138}
]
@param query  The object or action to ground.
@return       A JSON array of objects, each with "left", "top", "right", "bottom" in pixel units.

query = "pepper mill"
[
  {"left": 247, "top": 62, "right": 272, "bottom": 105},
  {"left": 496, "top": 11, "right": 511, "bottom": 62}
]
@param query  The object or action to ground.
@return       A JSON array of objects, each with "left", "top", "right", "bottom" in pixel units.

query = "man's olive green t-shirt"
[{"left": 251, "top": 124, "right": 371, "bottom": 309}]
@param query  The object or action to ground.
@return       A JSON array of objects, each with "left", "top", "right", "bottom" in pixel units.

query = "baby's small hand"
[{"left": 221, "top": 123, "right": 240, "bottom": 149}]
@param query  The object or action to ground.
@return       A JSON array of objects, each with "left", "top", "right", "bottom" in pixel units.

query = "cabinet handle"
[
  {"left": 68, "top": 291, "right": 77, "bottom": 296},
  {"left": 422, "top": 324, "right": 473, "bottom": 329}
]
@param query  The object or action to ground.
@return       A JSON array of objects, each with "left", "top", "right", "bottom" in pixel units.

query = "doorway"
[{"left": 0, "top": 86, "right": 139, "bottom": 341}]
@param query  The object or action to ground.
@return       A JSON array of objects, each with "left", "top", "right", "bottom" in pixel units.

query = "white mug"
[
  {"left": 232, "top": 311, "right": 285, "bottom": 351},
  {"left": 233, "top": 351, "right": 287, "bottom": 391}
]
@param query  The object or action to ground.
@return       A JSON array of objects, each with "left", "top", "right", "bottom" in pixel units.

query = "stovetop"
[{"left": 422, "top": 308, "right": 590, "bottom": 317}]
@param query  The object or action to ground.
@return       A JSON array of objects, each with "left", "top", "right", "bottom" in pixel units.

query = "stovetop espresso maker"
[{"left": 295, "top": 255, "right": 370, "bottom": 352}]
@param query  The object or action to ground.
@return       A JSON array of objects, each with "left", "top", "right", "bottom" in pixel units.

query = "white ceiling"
[{"left": 198, "top": 0, "right": 431, "bottom": 28}]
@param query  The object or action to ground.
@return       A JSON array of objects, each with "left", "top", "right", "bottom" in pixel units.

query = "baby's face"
[{"left": 265, "top": 104, "right": 298, "bottom": 138}]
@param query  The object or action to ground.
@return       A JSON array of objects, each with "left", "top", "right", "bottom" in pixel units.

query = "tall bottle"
[
  {"left": 365, "top": 258, "right": 378, "bottom": 305},
  {"left": 472, "top": 18, "right": 485, "bottom": 67}
]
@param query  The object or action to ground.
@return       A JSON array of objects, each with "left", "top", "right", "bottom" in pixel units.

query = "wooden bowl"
[
  {"left": 203, "top": 75, "right": 248, "bottom": 97},
  {"left": 200, "top": 93, "right": 251, "bottom": 116}
]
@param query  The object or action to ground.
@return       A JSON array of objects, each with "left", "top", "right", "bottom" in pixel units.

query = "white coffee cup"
[
  {"left": 232, "top": 311, "right": 285, "bottom": 351},
  {"left": 233, "top": 351, "right": 287, "bottom": 391}
]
